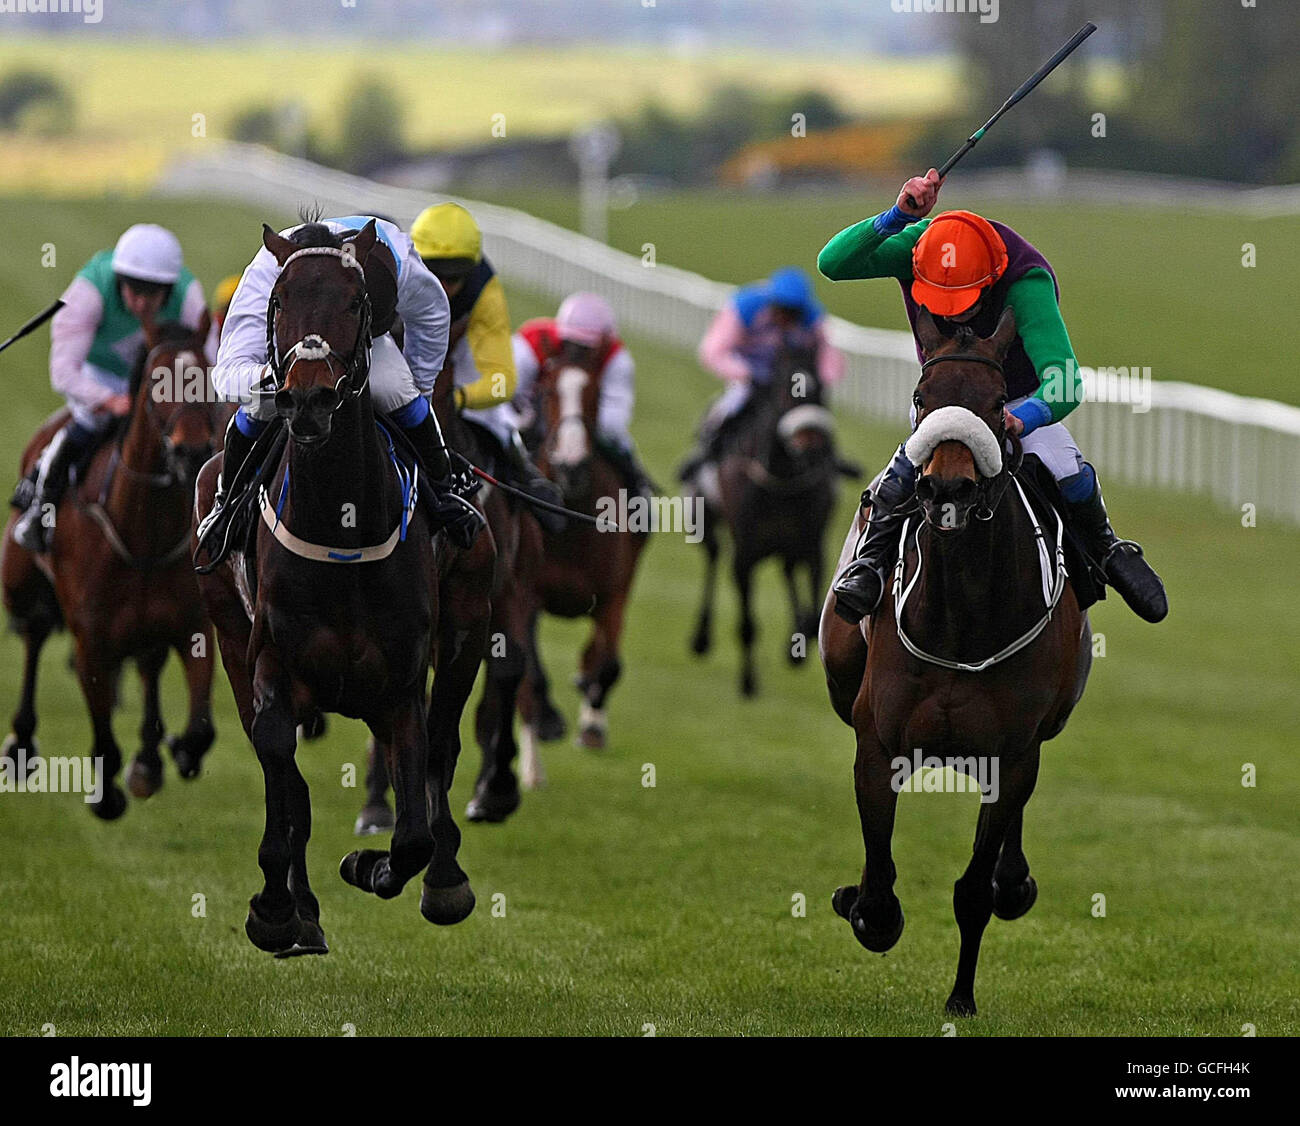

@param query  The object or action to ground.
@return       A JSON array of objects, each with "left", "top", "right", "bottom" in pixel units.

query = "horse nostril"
[
  {"left": 916, "top": 477, "right": 936, "bottom": 502},
  {"left": 309, "top": 387, "right": 340, "bottom": 414},
  {"left": 274, "top": 389, "right": 295, "bottom": 415}
]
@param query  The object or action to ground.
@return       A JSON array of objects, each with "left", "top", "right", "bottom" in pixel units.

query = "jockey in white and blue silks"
[
  {"left": 202, "top": 214, "right": 482, "bottom": 547},
  {"left": 679, "top": 265, "right": 845, "bottom": 481},
  {"left": 14, "top": 224, "right": 208, "bottom": 553}
]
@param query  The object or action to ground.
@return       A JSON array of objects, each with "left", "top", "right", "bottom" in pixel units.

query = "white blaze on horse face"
[{"left": 552, "top": 366, "right": 590, "bottom": 467}]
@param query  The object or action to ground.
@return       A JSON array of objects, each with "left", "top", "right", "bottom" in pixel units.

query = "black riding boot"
[
  {"left": 194, "top": 413, "right": 257, "bottom": 558},
  {"left": 403, "top": 411, "right": 485, "bottom": 550},
  {"left": 504, "top": 430, "right": 567, "bottom": 534},
  {"left": 677, "top": 408, "right": 739, "bottom": 483},
  {"left": 13, "top": 424, "right": 81, "bottom": 553},
  {"left": 831, "top": 445, "right": 917, "bottom": 625},
  {"left": 1066, "top": 469, "right": 1168, "bottom": 623}
]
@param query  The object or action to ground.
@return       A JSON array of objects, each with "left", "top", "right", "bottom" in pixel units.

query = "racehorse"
[
  {"left": 688, "top": 341, "right": 839, "bottom": 696},
  {"left": 2, "top": 317, "right": 222, "bottom": 818},
  {"left": 193, "top": 220, "right": 494, "bottom": 955},
  {"left": 515, "top": 349, "right": 648, "bottom": 788},
  {"left": 354, "top": 357, "right": 544, "bottom": 833},
  {"left": 819, "top": 308, "right": 1092, "bottom": 1016}
]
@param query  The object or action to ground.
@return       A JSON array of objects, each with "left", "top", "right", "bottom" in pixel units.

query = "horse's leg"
[
  {"left": 734, "top": 557, "right": 759, "bottom": 697},
  {"left": 341, "top": 693, "right": 435, "bottom": 900},
  {"left": 518, "top": 605, "right": 548, "bottom": 789},
  {"left": 690, "top": 522, "right": 719, "bottom": 656},
  {"left": 783, "top": 558, "right": 806, "bottom": 665},
  {"left": 282, "top": 752, "right": 327, "bottom": 955},
  {"left": 575, "top": 593, "right": 627, "bottom": 750},
  {"left": 75, "top": 639, "right": 127, "bottom": 821},
  {"left": 167, "top": 626, "right": 216, "bottom": 781},
  {"left": 946, "top": 746, "right": 1040, "bottom": 1017},
  {"left": 467, "top": 624, "right": 524, "bottom": 823},
  {"left": 819, "top": 508, "right": 869, "bottom": 726},
  {"left": 834, "top": 729, "right": 904, "bottom": 952},
  {"left": 126, "top": 646, "right": 167, "bottom": 799},
  {"left": 992, "top": 806, "right": 1038, "bottom": 920},
  {"left": 420, "top": 568, "right": 491, "bottom": 925},
  {"left": 3, "top": 612, "right": 53, "bottom": 781},
  {"left": 354, "top": 734, "right": 394, "bottom": 836},
  {"left": 526, "top": 606, "right": 565, "bottom": 744},
  {"left": 244, "top": 648, "right": 308, "bottom": 954}
]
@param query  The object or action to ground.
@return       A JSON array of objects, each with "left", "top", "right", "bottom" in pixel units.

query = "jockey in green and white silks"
[{"left": 14, "top": 224, "right": 207, "bottom": 553}]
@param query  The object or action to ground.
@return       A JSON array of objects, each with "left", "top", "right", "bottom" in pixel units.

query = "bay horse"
[
  {"left": 193, "top": 220, "right": 494, "bottom": 955},
  {"left": 2, "top": 317, "right": 222, "bottom": 818},
  {"left": 819, "top": 308, "right": 1092, "bottom": 1016},
  {"left": 516, "top": 350, "right": 648, "bottom": 788},
  {"left": 688, "top": 341, "right": 839, "bottom": 696},
  {"left": 354, "top": 356, "right": 544, "bottom": 832}
]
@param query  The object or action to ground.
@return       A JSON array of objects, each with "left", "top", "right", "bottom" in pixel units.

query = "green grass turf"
[
  {"left": 458, "top": 185, "right": 1298, "bottom": 406},
  {"left": 0, "top": 198, "right": 1296, "bottom": 1036}
]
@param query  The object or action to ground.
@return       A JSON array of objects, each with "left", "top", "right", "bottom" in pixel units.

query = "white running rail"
[{"left": 158, "top": 143, "right": 1300, "bottom": 525}]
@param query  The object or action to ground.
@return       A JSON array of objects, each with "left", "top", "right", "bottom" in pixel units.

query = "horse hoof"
[
  {"left": 167, "top": 735, "right": 203, "bottom": 781},
  {"left": 339, "top": 849, "right": 387, "bottom": 892},
  {"left": 353, "top": 804, "right": 394, "bottom": 836},
  {"left": 89, "top": 785, "right": 127, "bottom": 821},
  {"left": 536, "top": 707, "right": 567, "bottom": 743},
  {"left": 577, "top": 726, "right": 606, "bottom": 750},
  {"left": 465, "top": 784, "right": 520, "bottom": 823},
  {"left": 273, "top": 916, "right": 329, "bottom": 958},
  {"left": 945, "top": 992, "right": 977, "bottom": 1017},
  {"left": 3, "top": 735, "right": 41, "bottom": 779},
  {"left": 848, "top": 897, "right": 904, "bottom": 953},
  {"left": 992, "top": 875, "right": 1038, "bottom": 921},
  {"left": 420, "top": 880, "right": 475, "bottom": 926},
  {"left": 832, "top": 885, "right": 859, "bottom": 920},
  {"left": 690, "top": 629, "right": 711, "bottom": 656},
  {"left": 245, "top": 898, "right": 301, "bottom": 954},
  {"left": 127, "top": 758, "right": 163, "bottom": 799},
  {"left": 299, "top": 711, "right": 328, "bottom": 741},
  {"left": 741, "top": 672, "right": 757, "bottom": 697}
]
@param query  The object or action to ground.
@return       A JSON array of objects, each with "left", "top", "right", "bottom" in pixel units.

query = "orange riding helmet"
[{"left": 911, "top": 210, "right": 1009, "bottom": 317}]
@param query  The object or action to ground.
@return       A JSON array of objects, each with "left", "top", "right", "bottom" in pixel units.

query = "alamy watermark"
[
  {"left": 890, "top": 0, "right": 998, "bottom": 25},
  {"left": 0, "top": 0, "right": 103, "bottom": 24},
  {"left": 0, "top": 749, "right": 105, "bottom": 803},
  {"left": 891, "top": 747, "right": 1000, "bottom": 804},
  {"left": 596, "top": 489, "right": 704, "bottom": 543}
]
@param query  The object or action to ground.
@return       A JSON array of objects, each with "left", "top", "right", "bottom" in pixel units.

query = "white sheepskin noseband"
[{"left": 904, "top": 405, "right": 1002, "bottom": 478}]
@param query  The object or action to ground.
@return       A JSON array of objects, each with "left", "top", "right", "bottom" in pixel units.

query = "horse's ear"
[
  {"left": 988, "top": 305, "right": 1017, "bottom": 360},
  {"left": 916, "top": 306, "right": 945, "bottom": 357},
  {"left": 346, "top": 219, "right": 378, "bottom": 266},
  {"left": 263, "top": 223, "right": 298, "bottom": 266}
]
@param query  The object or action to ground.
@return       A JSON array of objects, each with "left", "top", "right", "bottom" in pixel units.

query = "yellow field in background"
[{"left": 1, "top": 39, "right": 963, "bottom": 193}]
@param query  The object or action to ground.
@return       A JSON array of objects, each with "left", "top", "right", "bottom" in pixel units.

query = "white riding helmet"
[
  {"left": 111, "top": 224, "right": 184, "bottom": 285},
  {"left": 556, "top": 292, "right": 616, "bottom": 348}
]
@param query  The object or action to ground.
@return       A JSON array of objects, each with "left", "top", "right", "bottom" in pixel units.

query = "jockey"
[
  {"left": 13, "top": 224, "right": 207, "bottom": 553},
  {"left": 409, "top": 202, "right": 566, "bottom": 530},
  {"left": 511, "top": 292, "right": 652, "bottom": 498},
  {"left": 201, "top": 213, "right": 483, "bottom": 551},
  {"left": 819, "top": 169, "right": 1168, "bottom": 625},
  {"left": 679, "top": 266, "right": 845, "bottom": 481}
]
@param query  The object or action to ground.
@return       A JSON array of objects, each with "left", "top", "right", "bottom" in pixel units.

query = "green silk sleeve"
[
  {"left": 817, "top": 215, "right": 928, "bottom": 282},
  {"left": 1007, "top": 268, "right": 1082, "bottom": 424}
]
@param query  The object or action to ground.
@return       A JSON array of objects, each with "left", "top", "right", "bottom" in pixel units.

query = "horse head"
[
  {"left": 768, "top": 339, "right": 835, "bottom": 473},
  {"left": 538, "top": 348, "right": 603, "bottom": 504},
  {"left": 908, "top": 306, "right": 1019, "bottom": 534},
  {"left": 131, "top": 312, "right": 221, "bottom": 487},
  {"left": 263, "top": 219, "right": 378, "bottom": 446}
]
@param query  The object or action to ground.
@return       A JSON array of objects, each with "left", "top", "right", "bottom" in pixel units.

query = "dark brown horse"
[
  {"left": 354, "top": 358, "right": 544, "bottom": 832},
  {"left": 819, "top": 309, "right": 1092, "bottom": 1016},
  {"left": 516, "top": 350, "right": 648, "bottom": 787},
  {"left": 194, "top": 221, "right": 494, "bottom": 955},
  {"left": 688, "top": 341, "right": 839, "bottom": 696},
  {"left": 2, "top": 318, "right": 222, "bottom": 818}
]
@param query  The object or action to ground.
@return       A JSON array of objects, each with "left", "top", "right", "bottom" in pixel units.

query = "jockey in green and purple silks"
[{"left": 819, "top": 168, "right": 1167, "bottom": 625}]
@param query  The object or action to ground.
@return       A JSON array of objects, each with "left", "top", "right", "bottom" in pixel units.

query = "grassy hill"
[{"left": 0, "top": 197, "right": 1295, "bottom": 1036}]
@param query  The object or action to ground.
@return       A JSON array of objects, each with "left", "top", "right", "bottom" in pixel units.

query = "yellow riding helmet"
[
  {"left": 214, "top": 274, "right": 241, "bottom": 309},
  {"left": 411, "top": 202, "right": 482, "bottom": 264}
]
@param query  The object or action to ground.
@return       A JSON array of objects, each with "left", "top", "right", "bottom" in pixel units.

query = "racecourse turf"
[{"left": 0, "top": 198, "right": 1296, "bottom": 1036}]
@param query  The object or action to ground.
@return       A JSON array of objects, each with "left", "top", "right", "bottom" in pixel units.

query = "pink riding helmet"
[{"left": 556, "top": 292, "right": 616, "bottom": 347}]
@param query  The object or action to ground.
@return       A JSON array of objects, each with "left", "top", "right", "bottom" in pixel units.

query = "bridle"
[
  {"left": 124, "top": 338, "right": 223, "bottom": 487},
  {"left": 266, "top": 244, "right": 374, "bottom": 410},
  {"left": 913, "top": 350, "right": 1021, "bottom": 522}
]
